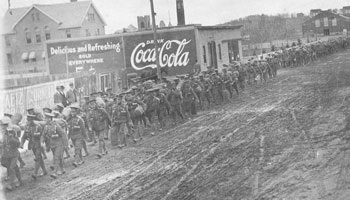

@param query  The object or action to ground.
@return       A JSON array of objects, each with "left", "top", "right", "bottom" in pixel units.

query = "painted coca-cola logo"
[{"left": 130, "top": 39, "right": 191, "bottom": 71}]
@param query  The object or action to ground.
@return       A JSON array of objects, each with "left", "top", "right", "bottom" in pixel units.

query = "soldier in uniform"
[
  {"left": 156, "top": 88, "right": 170, "bottom": 130},
  {"left": 41, "top": 112, "right": 68, "bottom": 179},
  {"left": 1, "top": 117, "right": 23, "bottom": 191},
  {"left": 221, "top": 68, "right": 233, "bottom": 98},
  {"left": 67, "top": 105, "right": 87, "bottom": 167},
  {"left": 167, "top": 81, "right": 184, "bottom": 125},
  {"left": 111, "top": 94, "right": 133, "bottom": 148},
  {"left": 87, "top": 99, "right": 111, "bottom": 158},
  {"left": 182, "top": 80, "right": 199, "bottom": 119},
  {"left": 20, "top": 114, "right": 48, "bottom": 180},
  {"left": 199, "top": 74, "right": 212, "bottom": 109}
]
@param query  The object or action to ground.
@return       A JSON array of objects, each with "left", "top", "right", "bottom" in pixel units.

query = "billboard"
[
  {"left": 0, "top": 78, "right": 74, "bottom": 117},
  {"left": 124, "top": 29, "right": 197, "bottom": 75},
  {"left": 47, "top": 36, "right": 124, "bottom": 74}
]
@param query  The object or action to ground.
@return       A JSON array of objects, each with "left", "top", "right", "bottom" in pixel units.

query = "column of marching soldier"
[{"left": 1, "top": 36, "right": 349, "bottom": 191}]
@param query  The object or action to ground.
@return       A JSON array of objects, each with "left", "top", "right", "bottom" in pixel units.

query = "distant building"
[
  {"left": 302, "top": 10, "right": 350, "bottom": 36},
  {"left": 310, "top": 9, "right": 322, "bottom": 17},
  {"left": 137, "top": 15, "right": 151, "bottom": 30},
  {"left": 2, "top": 0, "right": 106, "bottom": 74},
  {"left": 159, "top": 20, "right": 166, "bottom": 28},
  {"left": 342, "top": 6, "right": 350, "bottom": 17}
]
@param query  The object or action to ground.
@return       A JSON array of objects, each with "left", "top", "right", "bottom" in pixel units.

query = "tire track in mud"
[{"left": 103, "top": 76, "right": 302, "bottom": 200}]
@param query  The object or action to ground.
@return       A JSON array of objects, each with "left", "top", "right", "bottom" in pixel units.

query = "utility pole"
[{"left": 149, "top": 0, "right": 161, "bottom": 80}]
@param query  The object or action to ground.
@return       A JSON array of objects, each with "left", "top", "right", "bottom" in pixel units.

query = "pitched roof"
[{"left": 2, "top": 0, "right": 106, "bottom": 35}]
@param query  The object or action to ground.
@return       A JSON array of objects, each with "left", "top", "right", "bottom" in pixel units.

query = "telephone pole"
[{"left": 149, "top": 0, "right": 161, "bottom": 80}]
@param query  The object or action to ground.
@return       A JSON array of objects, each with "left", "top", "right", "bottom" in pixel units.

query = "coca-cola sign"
[{"left": 124, "top": 29, "right": 197, "bottom": 75}]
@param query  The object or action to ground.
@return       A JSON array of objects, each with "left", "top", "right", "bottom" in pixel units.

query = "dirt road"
[{"left": 4, "top": 49, "right": 350, "bottom": 200}]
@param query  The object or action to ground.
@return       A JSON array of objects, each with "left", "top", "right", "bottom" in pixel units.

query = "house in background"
[
  {"left": 302, "top": 10, "right": 350, "bottom": 37},
  {"left": 2, "top": 0, "right": 106, "bottom": 74}
]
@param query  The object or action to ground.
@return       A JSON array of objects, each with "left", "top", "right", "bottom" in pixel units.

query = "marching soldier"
[
  {"left": 199, "top": 74, "right": 213, "bottom": 109},
  {"left": 156, "top": 88, "right": 170, "bottom": 130},
  {"left": 87, "top": 99, "right": 111, "bottom": 158},
  {"left": 182, "top": 80, "right": 199, "bottom": 119},
  {"left": 167, "top": 81, "right": 184, "bottom": 125},
  {"left": 20, "top": 114, "right": 48, "bottom": 180},
  {"left": 1, "top": 117, "right": 23, "bottom": 191},
  {"left": 67, "top": 105, "right": 87, "bottom": 167},
  {"left": 221, "top": 68, "right": 233, "bottom": 98},
  {"left": 41, "top": 112, "right": 68, "bottom": 179},
  {"left": 111, "top": 94, "right": 133, "bottom": 148}
]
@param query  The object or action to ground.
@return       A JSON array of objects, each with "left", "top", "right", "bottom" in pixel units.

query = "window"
[
  {"left": 88, "top": 13, "right": 95, "bottom": 22},
  {"left": 332, "top": 18, "right": 337, "bottom": 26},
  {"left": 85, "top": 29, "right": 91, "bottom": 36},
  {"left": 324, "top": 17, "right": 328, "bottom": 27},
  {"left": 25, "top": 28, "right": 31, "bottom": 44},
  {"left": 218, "top": 44, "right": 222, "bottom": 60},
  {"left": 31, "top": 13, "right": 35, "bottom": 21},
  {"left": 5, "top": 36, "right": 11, "bottom": 46},
  {"left": 36, "top": 13, "right": 40, "bottom": 21},
  {"left": 315, "top": 19, "right": 320, "bottom": 28},
  {"left": 66, "top": 29, "right": 71, "bottom": 38},
  {"left": 140, "top": 22, "right": 145, "bottom": 29},
  {"left": 96, "top": 28, "right": 100, "bottom": 35},
  {"left": 6, "top": 53, "right": 13, "bottom": 65},
  {"left": 35, "top": 27, "right": 41, "bottom": 43},
  {"left": 203, "top": 46, "right": 207, "bottom": 63},
  {"left": 44, "top": 26, "right": 50, "bottom": 40}
]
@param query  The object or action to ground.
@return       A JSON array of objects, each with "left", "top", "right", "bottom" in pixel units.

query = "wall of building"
[
  {"left": 3, "top": 5, "right": 106, "bottom": 75},
  {"left": 197, "top": 28, "right": 242, "bottom": 72},
  {"left": 302, "top": 11, "right": 350, "bottom": 36},
  {"left": 5, "top": 7, "right": 62, "bottom": 74},
  {"left": 80, "top": 6, "right": 106, "bottom": 37}
]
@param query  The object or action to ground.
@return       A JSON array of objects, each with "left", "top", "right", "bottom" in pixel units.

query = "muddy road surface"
[{"left": 4, "top": 49, "right": 350, "bottom": 200}]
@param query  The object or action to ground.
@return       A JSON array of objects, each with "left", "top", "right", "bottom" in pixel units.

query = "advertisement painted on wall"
[
  {"left": 0, "top": 78, "right": 74, "bottom": 116},
  {"left": 124, "top": 29, "right": 197, "bottom": 75},
  {"left": 46, "top": 36, "right": 124, "bottom": 74}
]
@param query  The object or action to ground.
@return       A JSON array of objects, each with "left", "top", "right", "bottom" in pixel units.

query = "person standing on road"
[
  {"left": 1, "top": 117, "right": 23, "bottom": 191},
  {"left": 167, "top": 81, "right": 184, "bottom": 125},
  {"left": 20, "top": 114, "right": 47, "bottom": 180},
  {"left": 66, "top": 83, "right": 78, "bottom": 106},
  {"left": 41, "top": 112, "right": 68, "bottom": 179},
  {"left": 87, "top": 99, "right": 111, "bottom": 158},
  {"left": 67, "top": 105, "right": 86, "bottom": 167}
]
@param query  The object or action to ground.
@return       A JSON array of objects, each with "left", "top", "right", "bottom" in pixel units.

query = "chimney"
[
  {"left": 176, "top": 0, "right": 185, "bottom": 26},
  {"left": 70, "top": 0, "right": 77, "bottom": 2},
  {"left": 137, "top": 15, "right": 151, "bottom": 30}
]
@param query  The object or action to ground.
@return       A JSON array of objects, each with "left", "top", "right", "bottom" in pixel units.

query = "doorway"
[
  {"left": 324, "top": 29, "right": 330, "bottom": 36},
  {"left": 208, "top": 41, "right": 218, "bottom": 69},
  {"left": 100, "top": 74, "right": 110, "bottom": 92}
]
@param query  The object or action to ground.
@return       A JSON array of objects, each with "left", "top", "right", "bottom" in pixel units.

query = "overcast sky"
[{"left": 1, "top": 0, "right": 350, "bottom": 33}]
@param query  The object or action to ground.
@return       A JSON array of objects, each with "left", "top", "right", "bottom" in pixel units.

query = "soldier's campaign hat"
[
  {"left": 90, "top": 92, "right": 98, "bottom": 96},
  {"left": 88, "top": 99, "right": 97, "bottom": 103},
  {"left": 44, "top": 112, "right": 55, "bottom": 118},
  {"left": 4, "top": 113, "right": 13, "bottom": 118},
  {"left": 131, "top": 86, "right": 138, "bottom": 90},
  {"left": 27, "top": 108, "right": 34, "bottom": 112},
  {"left": 222, "top": 64, "right": 229, "bottom": 68},
  {"left": 52, "top": 110, "right": 60, "bottom": 116},
  {"left": 56, "top": 103, "right": 64, "bottom": 108},
  {"left": 106, "top": 87, "right": 112, "bottom": 91},
  {"left": 43, "top": 107, "right": 52, "bottom": 113},
  {"left": 26, "top": 114, "right": 37, "bottom": 120},
  {"left": 0, "top": 116, "right": 11, "bottom": 125},
  {"left": 83, "top": 96, "right": 90, "bottom": 100},
  {"left": 70, "top": 104, "right": 80, "bottom": 110}
]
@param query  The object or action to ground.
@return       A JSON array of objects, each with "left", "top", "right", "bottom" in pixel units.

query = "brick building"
[
  {"left": 2, "top": 0, "right": 106, "bottom": 74},
  {"left": 302, "top": 10, "right": 350, "bottom": 36}
]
